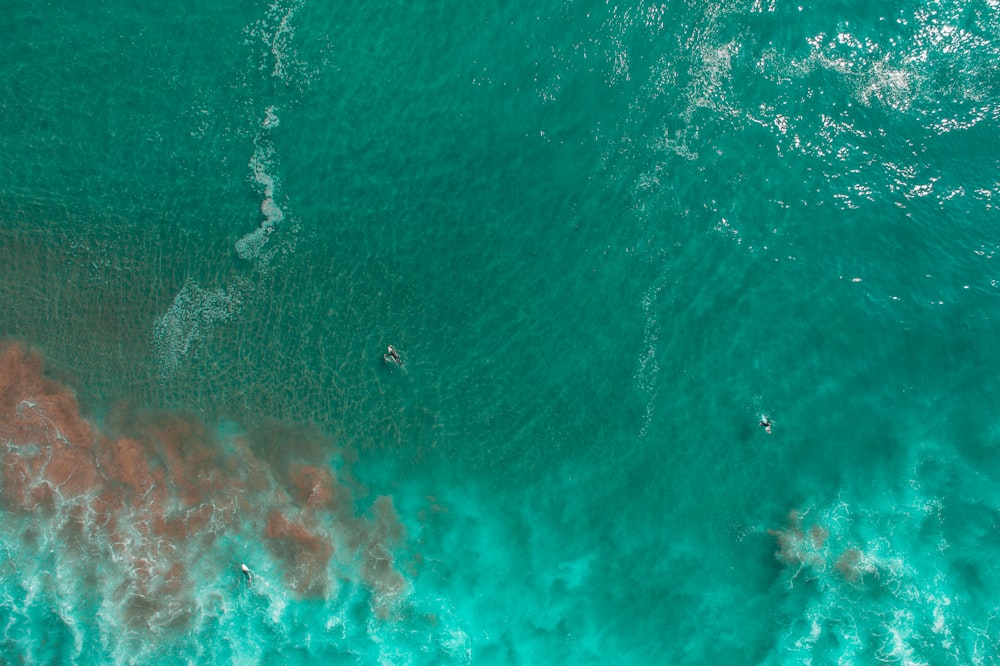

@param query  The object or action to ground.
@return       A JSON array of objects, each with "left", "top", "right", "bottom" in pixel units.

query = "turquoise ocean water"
[{"left": 1, "top": 0, "right": 999, "bottom": 662}]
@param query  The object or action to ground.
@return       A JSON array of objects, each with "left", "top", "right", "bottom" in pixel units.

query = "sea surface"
[{"left": 0, "top": 0, "right": 998, "bottom": 663}]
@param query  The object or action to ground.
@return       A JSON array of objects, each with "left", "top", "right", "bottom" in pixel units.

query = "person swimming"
[
  {"left": 241, "top": 563, "right": 253, "bottom": 586},
  {"left": 759, "top": 416, "right": 772, "bottom": 434},
  {"left": 384, "top": 345, "right": 402, "bottom": 366}
]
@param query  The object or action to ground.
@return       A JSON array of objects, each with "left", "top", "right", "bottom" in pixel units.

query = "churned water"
[{"left": 1, "top": 0, "right": 999, "bottom": 663}]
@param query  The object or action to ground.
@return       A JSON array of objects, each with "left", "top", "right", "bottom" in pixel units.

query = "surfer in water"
[
  {"left": 384, "top": 345, "right": 402, "bottom": 366},
  {"left": 759, "top": 415, "right": 772, "bottom": 435},
  {"left": 241, "top": 563, "right": 253, "bottom": 586}
]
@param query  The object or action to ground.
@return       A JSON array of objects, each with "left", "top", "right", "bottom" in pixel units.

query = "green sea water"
[{"left": 1, "top": 0, "right": 999, "bottom": 662}]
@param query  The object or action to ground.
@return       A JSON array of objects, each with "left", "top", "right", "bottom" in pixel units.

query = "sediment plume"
[
  {"left": 769, "top": 510, "right": 869, "bottom": 585},
  {"left": 0, "top": 341, "right": 409, "bottom": 636},
  {"left": 835, "top": 548, "right": 864, "bottom": 582},
  {"left": 768, "top": 510, "right": 827, "bottom": 571},
  {"left": 264, "top": 509, "right": 333, "bottom": 596}
]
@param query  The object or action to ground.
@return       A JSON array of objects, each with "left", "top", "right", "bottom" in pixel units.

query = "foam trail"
[
  {"left": 248, "top": 0, "right": 309, "bottom": 85},
  {"left": 635, "top": 267, "right": 669, "bottom": 439},
  {"left": 154, "top": 0, "right": 311, "bottom": 378},
  {"left": 236, "top": 106, "right": 292, "bottom": 265},
  {"left": 152, "top": 278, "right": 246, "bottom": 378}
]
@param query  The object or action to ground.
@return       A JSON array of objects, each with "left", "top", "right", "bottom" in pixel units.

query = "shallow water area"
[{"left": 2, "top": 0, "right": 1000, "bottom": 662}]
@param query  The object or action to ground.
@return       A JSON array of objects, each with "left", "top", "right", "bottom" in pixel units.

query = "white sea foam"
[
  {"left": 156, "top": 169, "right": 271, "bottom": 377},
  {"left": 152, "top": 279, "right": 246, "bottom": 378},
  {"left": 685, "top": 39, "right": 740, "bottom": 120},
  {"left": 235, "top": 220, "right": 278, "bottom": 263},
  {"left": 440, "top": 626, "right": 473, "bottom": 662},
  {"left": 598, "top": 1, "right": 742, "bottom": 212},
  {"left": 635, "top": 270, "right": 668, "bottom": 439},
  {"left": 767, "top": 463, "right": 990, "bottom": 665},
  {"left": 155, "top": 0, "right": 311, "bottom": 378},
  {"left": 235, "top": 106, "right": 296, "bottom": 270},
  {"left": 788, "top": 6, "right": 999, "bottom": 136},
  {"left": 246, "top": 0, "right": 310, "bottom": 86},
  {"left": 262, "top": 104, "right": 280, "bottom": 130}
]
